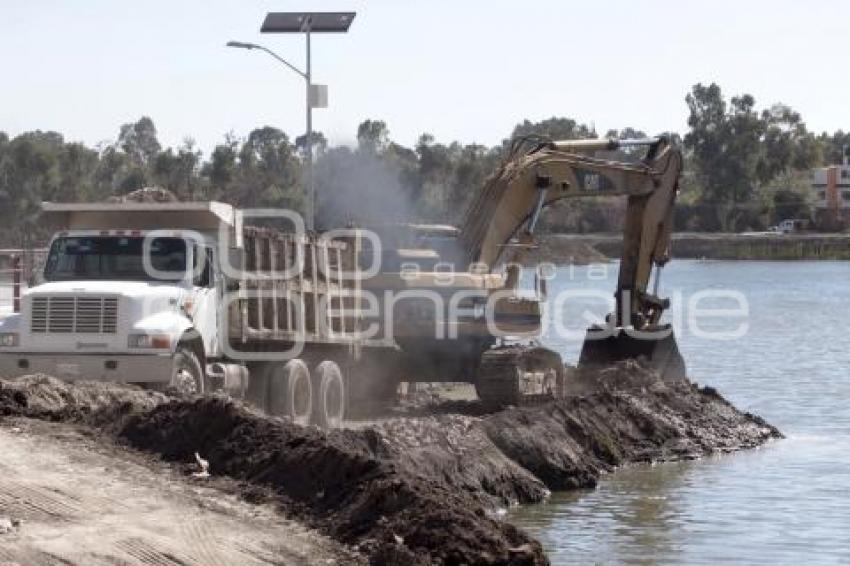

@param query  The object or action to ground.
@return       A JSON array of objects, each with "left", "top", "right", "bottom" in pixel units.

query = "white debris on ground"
[
  {"left": 0, "top": 516, "right": 20, "bottom": 535},
  {"left": 192, "top": 451, "right": 210, "bottom": 478}
]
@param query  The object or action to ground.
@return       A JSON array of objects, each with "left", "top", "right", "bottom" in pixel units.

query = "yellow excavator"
[{"left": 362, "top": 135, "right": 685, "bottom": 407}]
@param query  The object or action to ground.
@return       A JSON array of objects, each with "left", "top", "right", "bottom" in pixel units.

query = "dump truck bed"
[{"left": 229, "top": 226, "right": 392, "bottom": 350}]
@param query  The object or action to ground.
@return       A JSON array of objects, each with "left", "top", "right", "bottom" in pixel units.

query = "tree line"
[{"left": 1, "top": 82, "right": 848, "bottom": 246}]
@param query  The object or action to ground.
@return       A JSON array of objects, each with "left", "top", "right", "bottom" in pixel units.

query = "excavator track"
[{"left": 475, "top": 345, "right": 565, "bottom": 409}]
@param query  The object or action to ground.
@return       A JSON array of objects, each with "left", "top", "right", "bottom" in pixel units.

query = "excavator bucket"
[{"left": 578, "top": 326, "right": 687, "bottom": 382}]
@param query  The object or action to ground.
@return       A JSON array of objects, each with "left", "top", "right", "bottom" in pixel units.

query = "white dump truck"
[{"left": 0, "top": 201, "right": 381, "bottom": 427}]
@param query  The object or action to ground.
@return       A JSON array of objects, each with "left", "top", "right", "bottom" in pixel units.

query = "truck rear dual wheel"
[
  {"left": 268, "top": 360, "right": 312, "bottom": 426},
  {"left": 250, "top": 359, "right": 345, "bottom": 429},
  {"left": 311, "top": 361, "right": 345, "bottom": 430}
]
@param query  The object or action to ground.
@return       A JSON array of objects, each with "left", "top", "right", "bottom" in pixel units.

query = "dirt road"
[{"left": 0, "top": 418, "right": 357, "bottom": 566}]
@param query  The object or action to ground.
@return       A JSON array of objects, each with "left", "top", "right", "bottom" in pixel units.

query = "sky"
[{"left": 1, "top": 0, "right": 848, "bottom": 156}]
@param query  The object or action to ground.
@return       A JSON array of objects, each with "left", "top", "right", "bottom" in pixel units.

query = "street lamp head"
[
  {"left": 226, "top": 41, "right": 257, "bottom": 49},
  {"left": 226, "top": 40, "right": 306, "bottom": 79}
]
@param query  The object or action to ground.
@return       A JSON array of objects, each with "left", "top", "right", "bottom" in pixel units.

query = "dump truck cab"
[{"left": 0, "top": 201, "right": 237, "bottom": 388}]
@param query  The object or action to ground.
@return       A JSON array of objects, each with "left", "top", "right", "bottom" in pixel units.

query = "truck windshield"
[{"left": 44, "top": 236, "right": 188, "bottom": 281}]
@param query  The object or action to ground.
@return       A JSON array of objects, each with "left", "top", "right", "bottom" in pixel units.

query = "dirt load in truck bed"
[{"left": 0, "top": 365, "right": 780, "bottom": 565}]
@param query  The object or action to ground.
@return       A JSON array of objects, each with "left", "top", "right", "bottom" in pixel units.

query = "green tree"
[
  {"left": 203, "top": 132, "right": 239, "bottom": 199},
  {"left": 357, "top": 120, "right": 390, "bottom": 154},
  {"left": 758, "top": 104, "right": 819, "bottom": 183},
  {"left": 685, "top": 83, "right": 766, "bottom": 231},
  {"left": 236, "top": 126, "right": 302, "bottom": 210},
  {"left": 818, "top": 130, "right": 850, "bottom": 165},
  {"left": 0, "top": 131, "right": 70, "bottom": 245},
  {"left": 117, "top": 116, "right": 161, "bottom": 168},
  {"left": 57, "top": 142, "right": 100, "bottom": 201},
  {"left": 772, "top": 187, "right": 811, "bottom": 223},
  {"left": 295, "top": 131, "right": 328, "bottom": 158},
  {"left": 414, "top": 134, "right": 456, "bottom": 218},
  {"left": 448, "top": 143, "right": 500, "bottom": 221},
  {"left": 606, "top": 127, "right": 646, "bottom": 139},
  {"left": 685, "top": 84, "right": 824, "bottom": 231},
  {"left": 153, "top": 138, "right": 203, "bottom": 200},
  {"left": 510, "top": 117, "right": 596, "bottom": 142},
  {"left": 93, "top": 146, "right": 132, "bottom": 197}
]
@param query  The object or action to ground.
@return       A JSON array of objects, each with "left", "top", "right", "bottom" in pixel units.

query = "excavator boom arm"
[{"left": 456, "top": 137, "right": 683, "bottom": 329}]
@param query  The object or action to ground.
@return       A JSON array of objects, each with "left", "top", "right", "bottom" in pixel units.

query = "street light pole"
[
  {"left": 260, "top": 11, "right": 354, "bottom": 231},
  {"left": 229, "top": 11, "right": 355, "bottom": 230},
  {"left": 226, "top": 39, "right": 314, "bottom": 229},
  {"left": 305, "top": 25, "right": 313, "bottom": 231},
  {"left": 227, "top": 38, "right": 315, "bottom": 230}
]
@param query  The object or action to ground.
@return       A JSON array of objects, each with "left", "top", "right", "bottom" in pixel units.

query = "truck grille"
[{"left": 31, "top": 296, "right": 119, "bottom": 334}]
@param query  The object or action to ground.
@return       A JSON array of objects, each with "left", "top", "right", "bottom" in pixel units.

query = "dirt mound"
[
  {"left": 2, "top": 379, "right": 542, "bottom": 563},
  {"left": 117, "top": 397, "right": 545, "bottom": 565},
  {"left": 0, "top": 374, "right": 166, "bottom": 423},
  {"left": 370, "top": 414, "right": 550, "bottom": 506},
  {"left": 0, "top": 363, "right": 781, "bottom": 565},
  {"left": 106, "top": 186, "right": 178, "bottom": 203},
  {"left": 483, "top": 362, "right": 780, "bottom": 492}
]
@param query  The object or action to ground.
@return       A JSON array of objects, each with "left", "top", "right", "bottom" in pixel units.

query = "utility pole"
[
  {"left": 304, "top": 24, "right": 313, "bottom": 230},
  {"left": 263, "top": 12, "right": 354, "bottom": 230},
  {"left": 228, "top": 12, "right": 354, "bottom": 230}
]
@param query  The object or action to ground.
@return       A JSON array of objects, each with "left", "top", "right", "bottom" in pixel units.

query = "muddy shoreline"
[{"left": 0, "top": 364, "right": 780, "bottom": 564}]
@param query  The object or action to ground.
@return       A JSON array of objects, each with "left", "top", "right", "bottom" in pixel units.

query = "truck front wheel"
[{"left": 170, "top": 346, "right": 204, "bottom": 395}]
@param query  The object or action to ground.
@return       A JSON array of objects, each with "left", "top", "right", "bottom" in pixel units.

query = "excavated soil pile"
[
  {"left": 117, "top": 398, "right": 543, "bottom": 565},
  {"left": 0, "top": 376, "right": 543, "bottom": 565},
  {"left": 0, "top": 374, "right": 166, "bottom": 424},
  {"left": 482, "top": 362, "right": 781, "bottom": 492},
  {"left": 0, "top": 364, "right": 781, "bottom": 565}
]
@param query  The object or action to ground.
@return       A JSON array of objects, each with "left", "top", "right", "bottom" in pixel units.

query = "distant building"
[{"left": 812, "top": 145, "right": 850, "bottom": 230}]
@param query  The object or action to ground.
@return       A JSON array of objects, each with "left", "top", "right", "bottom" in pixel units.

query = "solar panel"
[{"left": 261, "top": 12, "right": 356, "bottom": 33}]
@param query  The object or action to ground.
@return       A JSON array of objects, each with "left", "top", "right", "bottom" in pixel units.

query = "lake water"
[{"left": 510, "top": 260, "right": 850, "bottom": 564}]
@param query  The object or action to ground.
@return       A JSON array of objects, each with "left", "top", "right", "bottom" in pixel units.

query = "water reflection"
[{"left": 512, "top": 461, "right": 696, "bottom": 564}]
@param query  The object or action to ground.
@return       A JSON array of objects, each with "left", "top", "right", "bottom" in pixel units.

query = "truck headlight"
[
  {"left": 0, "top": 332, "right": 19, "bottom": 347},
  {"left": 128, "top": 333, "right": 171, "bottom": 349}
]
